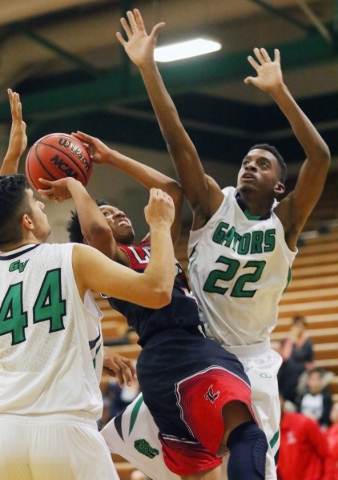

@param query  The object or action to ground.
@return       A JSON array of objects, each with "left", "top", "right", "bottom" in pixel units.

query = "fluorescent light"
[{"left": 154, "top": 38, "right": 221, "bottom": 63}]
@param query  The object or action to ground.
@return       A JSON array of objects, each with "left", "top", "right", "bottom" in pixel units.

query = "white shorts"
[
  {"left": 0, "top": 412, "right": 119, "bottom": 480},
  {"left": 101, "top": 339, "right": 282, "bottom": 480}
]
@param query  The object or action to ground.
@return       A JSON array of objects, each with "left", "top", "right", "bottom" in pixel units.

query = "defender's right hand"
[{"left": 144, "top": 188, "right": 175, "bottom": 229}]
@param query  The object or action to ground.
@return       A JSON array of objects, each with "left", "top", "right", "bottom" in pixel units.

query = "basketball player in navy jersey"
[
  {"left": 113, "top": 9, "right": 331, "bottom": 480},
  {"left": 40, "top": 142, "right": 268, "bottom": 480}
]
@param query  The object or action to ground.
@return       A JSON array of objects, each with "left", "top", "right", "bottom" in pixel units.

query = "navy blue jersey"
[{"left": 107, "top": 240, "right": 203, "bottom": 346}]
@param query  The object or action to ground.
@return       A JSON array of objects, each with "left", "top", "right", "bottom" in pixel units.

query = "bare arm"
[
  {"left": 245, "top": 48, "right": 330, "bottom": 250},
  {"left": 72, "top": 131, "right": 183, "bottom": 246},
  {"left": 0, "top": 89, "right": 27, "bottom": 175},
  {"left": 116, "top": 9, "right": 224, "bottom": 230},
  {"left": 73, "top": 188, "right": 176, "bottom": 308},
  {"left": 38, "top": 177, "right": 127, "bottom": 264}
]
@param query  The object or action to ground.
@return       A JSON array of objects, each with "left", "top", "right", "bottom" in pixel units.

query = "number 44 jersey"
[
  {"left": 188, "top": 187, "right": 297, "bottom": 347},
  {"left": 0, "top": 243, "right": 103, "bottom": 418}
]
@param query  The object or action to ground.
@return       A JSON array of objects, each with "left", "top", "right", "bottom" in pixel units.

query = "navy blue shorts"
[{"left": 137, "top": 329, "right": 254, "bottom": 475}]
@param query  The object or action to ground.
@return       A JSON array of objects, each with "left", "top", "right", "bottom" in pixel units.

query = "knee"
[{"left": 227, "top": 422, "right": 268, "bottom": 480}]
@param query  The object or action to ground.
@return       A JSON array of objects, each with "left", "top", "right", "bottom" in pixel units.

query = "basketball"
[{"left": 25, "top": 133, "right": 92, "bottom": 191}]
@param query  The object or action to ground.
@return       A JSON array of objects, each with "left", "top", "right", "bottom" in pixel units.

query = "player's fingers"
[
  {"left": 126, "top": 10, "right": 138, "bottom": 33},
  {"left": 133, "top": 8, "right": 147, "bottom": 33},
  {"left": 253, "top": 47, "right": 265, "bottom": 64},
  {"left": 260, "top": 48, "right": 271, "bottom": 63},
  {"left": 247, "top": 55, "right": 260, "bottom": 71},
  {"left": 274, "top": 48, "right": 281, "bottom": 63},
  {"left": 116, "top": 31, "right": 127, "bottom": 47},
  {"left": 150, "top": 22, "right": 165, "bottom": 42},
  {"left": 38, "top": 178, "right": 54, "bottom": 186},
  {"left": 244, "top": 76, "right": 256, "bottom": 85},
  {"left": 120, "top": 17, "right": 132, "bottom": 39}
]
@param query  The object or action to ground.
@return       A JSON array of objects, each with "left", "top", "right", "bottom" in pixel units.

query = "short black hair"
[
  {"left": 0, "top": 174, "right": 32, "bottom": 248},
  {"left": 67, "top": 199, "right": 108, "bottom": 243},
  {"left": 292, "top": 315, "right": 307, "bottom": 327},
  {"left": 249, "top": 143, "right": 287, "bottom": 184}
]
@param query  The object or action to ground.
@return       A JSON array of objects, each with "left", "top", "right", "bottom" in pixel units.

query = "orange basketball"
[{"left": 25, "top": 133, "right": 92, "bottom": 191}]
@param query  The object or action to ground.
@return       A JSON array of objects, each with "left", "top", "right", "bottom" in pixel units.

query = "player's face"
[
  {"left": 27, "top": 189, "right": 51, "bottom": 241},
  {"left": 99, "top": 205, "right": 135, "bottom": 245},
  {"left": 237, "top": 149, "right": 284, "bottom": 196}
]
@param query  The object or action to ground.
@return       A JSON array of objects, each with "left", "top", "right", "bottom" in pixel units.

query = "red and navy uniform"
[{"left": 108, "top": 240, "right": 255, "bottom": 476}]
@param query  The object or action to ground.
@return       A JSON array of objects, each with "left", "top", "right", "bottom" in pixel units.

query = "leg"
[
  {"left": 221, "top": 401, "right": 268, "bottom": 480},
  {"left": 181, "top": 465, "right": 221, "bottom": 480}
]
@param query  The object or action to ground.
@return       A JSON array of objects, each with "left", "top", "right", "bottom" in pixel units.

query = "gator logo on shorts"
[
  {"left": 204, "top": 385, "right": 220, "bottom": 403},
  {"left": 260, "top": 373, "right": 272, "bottom": 378},
  {"left": 134, "top": 439, "right": 159, "bottom": 458}
]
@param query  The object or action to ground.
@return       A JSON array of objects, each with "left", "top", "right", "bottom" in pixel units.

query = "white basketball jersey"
[
  {"left": 0, "top": 243, "right": 103, "bottom": 419},
  {"left": 188, "top": 187, "right": 297, "bottom": 346}
]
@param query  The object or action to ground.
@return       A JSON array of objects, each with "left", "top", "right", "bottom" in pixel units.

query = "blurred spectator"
[
  {"left": 278, "top": 315, "right": 314, "bottom": 403},
  {"left": 278, "top": 394, "right": 335, "bottom": 480},
  {"left": 325, "top": 402, "right": 338, "bottom": 479},
  {"left": 298, "top": 367, "right": 333, "bottom": 429}
]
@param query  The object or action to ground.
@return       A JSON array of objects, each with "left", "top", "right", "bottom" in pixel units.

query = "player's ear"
[
  {"left": 274, "top": 182, "right": 285, "bottom": 195},
  {"left": 83, "top": 237, "right": 89, "bottom": 245},
  {"left": 22, "top": 213, "right": 34, "bottom": 230}
]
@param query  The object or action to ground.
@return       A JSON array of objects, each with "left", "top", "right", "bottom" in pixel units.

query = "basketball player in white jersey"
[
  {"left": 0, "top": 173, "right": 176, "bottom": 480},
  {"left": 93, "top": 9, "right": 331, "bottom": 480},
  {"left": 1, "top": 88, "right": 137, "bottom": 391}
]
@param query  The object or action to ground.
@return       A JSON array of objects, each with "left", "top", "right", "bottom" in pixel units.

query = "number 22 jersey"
[{"left": 188, "top": 186, "right": 297, "bottom": 347}]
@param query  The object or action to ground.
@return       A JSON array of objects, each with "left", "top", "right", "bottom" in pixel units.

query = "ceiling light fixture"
[{"left": 154, "top": 38, "right": 222, "bottom": 63}]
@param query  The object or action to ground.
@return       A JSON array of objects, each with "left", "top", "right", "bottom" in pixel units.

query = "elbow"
[
  {"left": 317, "top": 143, "right": 331, "bottom": 167},
  {"left": 84, "top": 222, "right": 113, "bottom": 244},
  {"left": 166, "top": 182, "right": 183, "bottom": 207},
  {"left": 151, "top": 289, "right": 172, "bottom": 309}
]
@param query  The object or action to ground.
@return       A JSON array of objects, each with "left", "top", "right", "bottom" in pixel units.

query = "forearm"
[
  {"left": 104, "top": 148, "right": 181, "bottom": 197},
  {"left": 67, "top": 179, "right": 117, "bottom": 257},
  {"left": 143, "top": 223, "right": 175, "bottom": 303},
  {"left": 270, "top": 83, "right": 330, "bottom": 163},
  {"left": 0, "top": 152, "right": 20, "bottom": 175},
  {"left": 138, "top": 61, "right": 217, "bottom": 218}
]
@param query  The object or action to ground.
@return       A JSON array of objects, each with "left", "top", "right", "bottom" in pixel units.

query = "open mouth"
[{"left": 118, "top": 220, "right": 130, "bottom": 227}]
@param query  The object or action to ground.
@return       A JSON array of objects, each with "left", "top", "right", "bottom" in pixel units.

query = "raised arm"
[
  {"left": 38, "top": 177, "right": 127, "bottom": 264},
  {"left": 73, "top": 188, "right": 176, "bottom": 308},
  {"left": 72, "top": 131, "right": 183, "bottom": 246},
  {"left": 0, "top": 89, "right": 27, "bottom": 175},
  {"left": 245, "top": 48, "right": 330, "bottom": 250},
  {"left": 116, "top": 9, "right": 224, "bottom": 230}
]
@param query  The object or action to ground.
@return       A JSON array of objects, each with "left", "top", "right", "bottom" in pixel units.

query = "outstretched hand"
[
  {"left": 72, "top": 131, "right": 110, "bottom": 165},
  {"left": 38, "top": 177, "right": 77, "bottom": 202},
  {"left": 244, "top": 48, "right": 284, "bottom": 93},
  {"left": 116, "top": 8, "right": 165, "bottom": 68},
  {"left": 144, "top": 188, "right": 175, "bottom": 229}
]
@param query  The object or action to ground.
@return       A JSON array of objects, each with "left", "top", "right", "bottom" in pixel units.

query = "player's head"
[
  {"left": 99, "top": 204, "right": 135, "bottom": 245},
  {"left": 237, "top": 144, "right": 287, "bottom": 198},
  {"left": 0, "top": 174, "right": 50, "bottom": 248},
  {"left": 67, "top": 201, "right": 135, "bottom": 245}
]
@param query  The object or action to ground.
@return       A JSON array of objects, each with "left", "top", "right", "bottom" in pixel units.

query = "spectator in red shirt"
[
  {"left": 278, "top": 394, "right": 335, "bottom": 480},
  {"left": 325, "top": 402, "right": 338, "bottom": 479}
]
